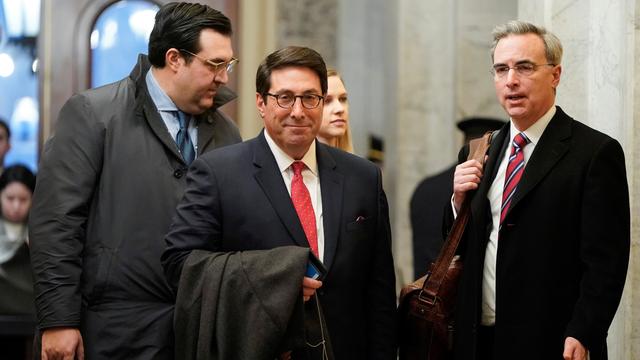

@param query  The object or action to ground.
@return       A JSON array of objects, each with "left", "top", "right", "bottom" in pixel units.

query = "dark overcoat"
[
  {"left": 29, "top": 54, "right": 241, "bottom": 359},
  {"left": 451, "top": 107, "right": 630, "bottom": 360}
]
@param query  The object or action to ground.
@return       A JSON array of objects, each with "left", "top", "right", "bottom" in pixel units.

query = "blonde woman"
[{"left": 318, "top": 69, "right": 354, "bottom": 153}]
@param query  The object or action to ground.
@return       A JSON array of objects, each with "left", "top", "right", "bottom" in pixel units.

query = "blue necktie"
[{"left": 176, "top": 111, "right": 195, "bottom": 165}]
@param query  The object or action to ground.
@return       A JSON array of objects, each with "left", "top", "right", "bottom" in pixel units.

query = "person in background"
[
  {"left": 450, "top": 20, "right": 629, "bottom": 360},
  {"left": 411, "top": 117, "right": 504, "bottom": 278},
  {"left": 163, "top": 46, "right": 396, "bottom": 359},
  {"left": 0, "top": 118, "right": 12, "bottom": 173},
  {"left": 28, "top": 3, "right": 241, "bottom": 359},
  {"left": 317, "top": 69, "right": 354, "bottom": 153},
  {"left": 0, "top": 165, "right": 36, "bottom": 360}
]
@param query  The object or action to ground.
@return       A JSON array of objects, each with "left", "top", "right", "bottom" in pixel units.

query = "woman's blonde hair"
[{"left": 326, "top": 69, "right": 354, "bottom": 153}]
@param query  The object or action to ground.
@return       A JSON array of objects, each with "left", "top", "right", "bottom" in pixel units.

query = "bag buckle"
[{"left": 417, "top": 289, "right": 437, "bottom": 306}]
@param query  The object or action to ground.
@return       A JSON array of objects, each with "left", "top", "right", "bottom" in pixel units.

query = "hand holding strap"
[{"left": 419, "top": 131, "right": 494, "bottom": 303}]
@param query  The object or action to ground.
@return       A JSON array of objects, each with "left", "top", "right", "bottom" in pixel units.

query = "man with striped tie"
[{"left": 449, "top": 21, "right": 629, "bottom": 360}]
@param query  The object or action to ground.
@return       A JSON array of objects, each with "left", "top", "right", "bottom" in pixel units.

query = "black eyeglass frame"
[{"left": 265, "top": 92, "right": 325, "bottom": 109}]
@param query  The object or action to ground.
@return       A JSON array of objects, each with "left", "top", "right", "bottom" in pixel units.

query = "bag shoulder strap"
[{"left": 419, "top": 131, "right": 494, "bottom": 301}]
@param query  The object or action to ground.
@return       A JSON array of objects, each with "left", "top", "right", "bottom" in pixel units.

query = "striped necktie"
[
  {"left": 176, "top": 111, "right": 195, "bottom": 165},
  {"left": 500, "top": 132, "right": 530, "bottom": 225}
]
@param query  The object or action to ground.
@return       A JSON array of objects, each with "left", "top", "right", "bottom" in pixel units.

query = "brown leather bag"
[{"left": 397, "top": 132, "right": 494, "bottom": 360}]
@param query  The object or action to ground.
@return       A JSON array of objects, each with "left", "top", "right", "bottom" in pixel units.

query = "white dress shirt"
[
  {"left": 264, "top": 131, "right": 325, "bottom": 262},
  {"left": 480, "top": 105, "right": 555, "bottom": 325}
]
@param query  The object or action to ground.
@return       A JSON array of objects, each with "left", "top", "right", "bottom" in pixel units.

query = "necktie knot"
[
  {"left": 292, "top": 161, "right": 305, "bottom": 176},
  {"left": 513, "top": 132, "right": 530, "bottom": 150}
]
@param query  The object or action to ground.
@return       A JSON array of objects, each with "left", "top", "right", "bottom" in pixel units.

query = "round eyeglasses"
[{"left": 266, "top": 92, "right": 324, "bottom": 109}]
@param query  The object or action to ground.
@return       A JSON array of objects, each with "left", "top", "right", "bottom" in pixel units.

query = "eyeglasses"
[
  {"left": 266, "top": 92, "right": 324, "bottom": 109},
  {"left": 491, "top": 62, "right": 555, "bottom": 79},
  {"left": 179, "top": 49, "right": 238, "bottom": 74}
]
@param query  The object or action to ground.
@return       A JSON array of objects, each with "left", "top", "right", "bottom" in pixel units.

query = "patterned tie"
[
  {"left": 500, "top": 132, "right": 530, "bottom": 225},
  {"left": 175, "top": 111, "right": 195, "bottom": 165},
  {"left": 290, "top": 161, "right": 318, "bottom": 257}
]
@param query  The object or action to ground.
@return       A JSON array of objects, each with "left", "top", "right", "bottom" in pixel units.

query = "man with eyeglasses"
[
  {"left": 449, "top": 21, "right": 629, "bottom": 360},
  {"left": 29, "top": 3, "right": 241, "bottom": 359},
  {"left": 162, "top": 46, "right": 396, "bottom": 359}
]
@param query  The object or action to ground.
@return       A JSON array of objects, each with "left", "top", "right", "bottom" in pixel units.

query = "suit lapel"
[
  {"left": 317, "top": 143, "right": 344, "bottom": 271},
  {"left": 252, "top": 133, "right": 310, "bottom": 248},
  {"left": 507, "top": 107, "right": 571, "bottom": 216}
]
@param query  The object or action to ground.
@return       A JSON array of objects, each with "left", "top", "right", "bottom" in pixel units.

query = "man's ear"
[
  {"left": 256, "top": 93, "right": 266, "bottom": 118},
  {"left": 165, "top": 48, "right": 183, "bottom": 72},
  {"left": 551, "top": 64, "right": 562, "bottom": 89}
]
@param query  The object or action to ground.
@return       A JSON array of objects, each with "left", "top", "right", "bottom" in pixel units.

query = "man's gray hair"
[{"left": 491, "top": 20, "right": 563, "bottom": 65}]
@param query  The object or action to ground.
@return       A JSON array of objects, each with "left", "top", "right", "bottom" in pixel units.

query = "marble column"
[{"left": 518, "top": 0, "right": 639, "bottom": 357}]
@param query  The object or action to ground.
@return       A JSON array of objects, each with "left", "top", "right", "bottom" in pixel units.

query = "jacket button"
[{"left": 173, "top": 168, "right": 185, "bottom": 178}]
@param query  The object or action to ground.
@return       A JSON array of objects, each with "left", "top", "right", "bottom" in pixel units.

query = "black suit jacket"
[
  {"left": 163, "top": 132, "right": 397, "bottom": 359},
  {"left": 451, "top": 107, "right": 630, "bottom": 360}
]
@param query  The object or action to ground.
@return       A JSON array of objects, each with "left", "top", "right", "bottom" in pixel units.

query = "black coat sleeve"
[
  {"left": 564, "top": 138, "right": 630, "bottom": 350},
  {"left": 29, "top": 94, "right": 105, "bottom": 329},
  {"left": 162, "top": 156, "right": 223, "bottom": 290}
]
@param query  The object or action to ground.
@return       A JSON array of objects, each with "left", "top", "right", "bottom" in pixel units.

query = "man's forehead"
[
  {"left": 269, "top": 67, "right": 322, "bottom": 91},
  {"left": 494, "top": 33, "right": 546, "bottom": 62}
]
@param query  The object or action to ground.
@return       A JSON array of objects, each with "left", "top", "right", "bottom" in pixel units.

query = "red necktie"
[
  {"left": 291, "top": 161, "right": 318, "bottom": 257},
  {"left": 500, "top": 132, "right": 530, "bottom": 225}
]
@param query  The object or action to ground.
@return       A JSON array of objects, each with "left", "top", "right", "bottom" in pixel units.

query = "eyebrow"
[
  {"left": 493, "top": 59, "right": 536, "bottom": 66},
  {"left": 272, "top": 89, "right": 322, "bottom": 95}
]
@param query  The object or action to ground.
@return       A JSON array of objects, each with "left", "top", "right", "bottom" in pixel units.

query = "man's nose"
[
  {"left": 215, "top": 68, "right": 229, "bottom": 85},
  {"left": 506, "top": 68, "right": 520, "bottom": 86},
  {"left": 290, "top": 98, "right": 305, "bottom": 117}
]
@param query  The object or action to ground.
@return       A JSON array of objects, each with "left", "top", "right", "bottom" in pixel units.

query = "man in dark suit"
[
  {"left": 162, "top": 46, "right": 396, "bottom": 359},
  {"left": 29, "top": 3, "right": 241, "bottom": 359},
  {"left": 451, "top": 21, "right": 629, "bottom": 360},
  {"left": 411, "top": 117, "right": 504, "bottom": 278}
]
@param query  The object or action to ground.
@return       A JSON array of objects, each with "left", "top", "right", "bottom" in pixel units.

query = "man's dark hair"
[
  {"left": 0, "top": 164, "right": 35, "bottom": 193},
  {"left": 0, "top": 118, "right": 10, "bottom": 139},
  {"left": 148, "top": 2, "right": 232, "bottom": 67},
  {"left": 256, "top": 46, "right": 328, "bottom": 100}
]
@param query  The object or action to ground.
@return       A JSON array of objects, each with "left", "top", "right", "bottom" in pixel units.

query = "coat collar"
[{"left": 130, "top": 54, "right": 237, "bottom": 163}]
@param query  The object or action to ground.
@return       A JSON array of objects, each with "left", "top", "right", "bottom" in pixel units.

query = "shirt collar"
[
  {"left": 145, "top": 69, "right": 179, "bottom": 112},
  {"left": 264, "top": 130, "right": 318, "bottom": 176},
  {"left": 509, "top": 104, "right": 556, "bottom": 146}
]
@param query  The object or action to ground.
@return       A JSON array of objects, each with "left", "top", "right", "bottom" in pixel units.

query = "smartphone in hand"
[{"left": 305, "top": 252, "right": 326, "bottom": 281}]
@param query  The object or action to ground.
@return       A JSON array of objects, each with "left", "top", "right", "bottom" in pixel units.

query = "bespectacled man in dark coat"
[
  {"left": 450, "top": 20, "right": 629, "bottom": 360},
  {"left": 29, "top": 3, "right": 241, "bottom": 359}
]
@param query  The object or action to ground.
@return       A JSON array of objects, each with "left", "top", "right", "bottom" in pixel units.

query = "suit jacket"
[
  {"left": 29, "top": 54, "right": 242, "bottom": 359},
  {"left": 163, "top": 132, "right": 397, "bottom": 359},
  {"left": 450, "top": 106, "right": 630, "bottom": 360},
  {"left": 410, "top": 165, "right": 455, "bottom": 278}
]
